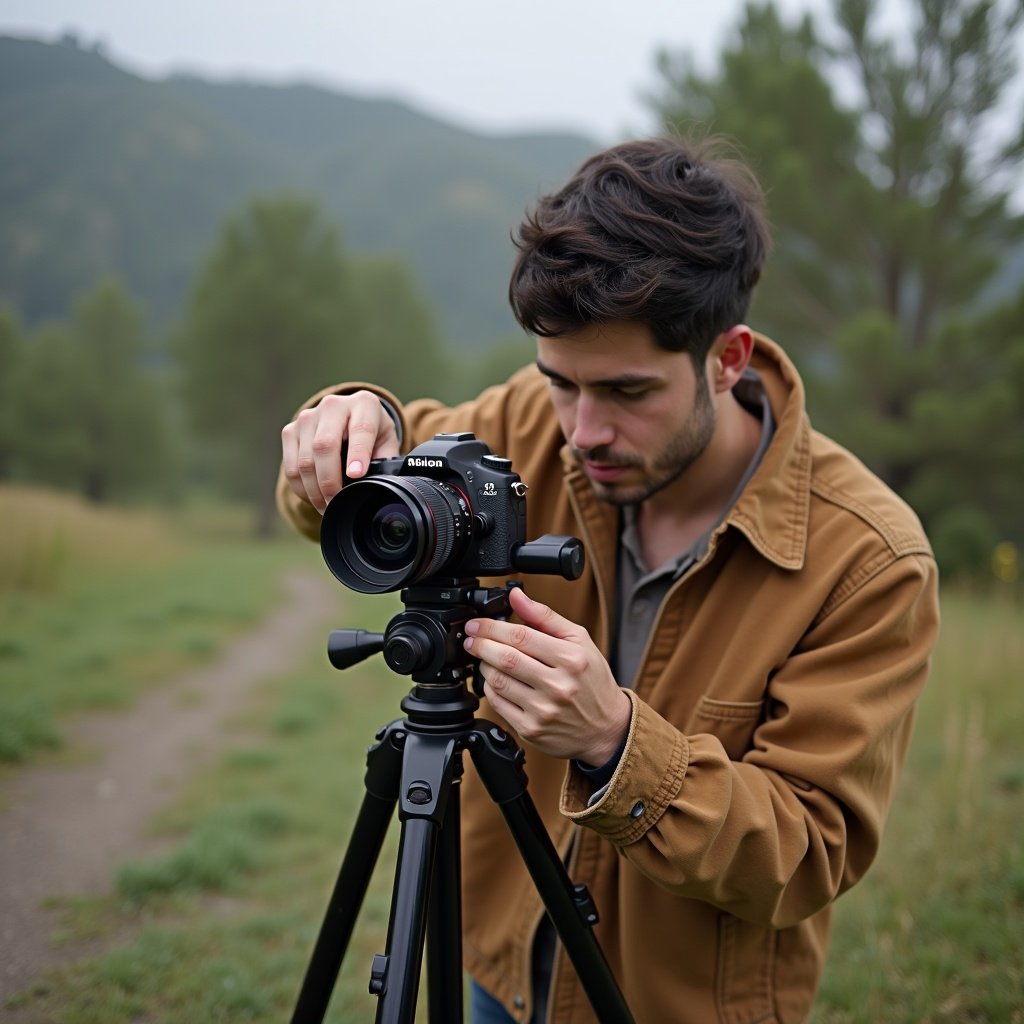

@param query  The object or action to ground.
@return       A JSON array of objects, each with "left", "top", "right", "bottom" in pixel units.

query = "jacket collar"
[
  {"left": 559, "top": 333, "right": 811, "bottom": 573},
  {"left": 728, "top": 334, "right": 810, "bottom": 571}
]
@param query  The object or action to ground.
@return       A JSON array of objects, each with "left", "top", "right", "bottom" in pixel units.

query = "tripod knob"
[
  {"left": 384, "top": 623, "right": 434, "bottom": 674},
  {"left": 327, "top": 629, "right": 385, "bottom": 670}
]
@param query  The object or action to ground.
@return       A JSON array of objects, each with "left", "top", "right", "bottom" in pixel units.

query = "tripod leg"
[
  {"left": 291, "top": 722, "right": 406, "bottom": 1024},
  {"left": 467, "top": 723, "right": 635, "bottom": 1024},
  {"left": 373, "top": 817, "right": 437, "bottom": 1024},
  {"left": 373, "top": 731, "right": 461, "bottom": 1024},
  {"left": 426, "top": 780, "right": 464, "bottom": 1024}
]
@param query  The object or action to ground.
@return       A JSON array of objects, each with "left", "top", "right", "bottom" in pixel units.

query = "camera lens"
[{"left": 321, "top": 476, "right": 471, "bottom": 593}]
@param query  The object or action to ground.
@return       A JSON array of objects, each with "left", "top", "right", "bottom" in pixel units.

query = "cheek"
[{"left": 632, "top": 400, "right": 678, "bottom": 445}]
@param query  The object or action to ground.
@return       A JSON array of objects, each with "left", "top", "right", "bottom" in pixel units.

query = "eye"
[{"left": 613, "top": 387, "right": 648, "bottom": 402}]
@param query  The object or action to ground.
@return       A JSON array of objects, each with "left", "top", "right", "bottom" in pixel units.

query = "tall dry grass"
[{"left": 0, "top": 485, "right": 185, "bottom": 594}]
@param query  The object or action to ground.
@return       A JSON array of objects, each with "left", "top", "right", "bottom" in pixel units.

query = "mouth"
[{"left": 583, "top": 460, "right": 634, "bottom": 483}]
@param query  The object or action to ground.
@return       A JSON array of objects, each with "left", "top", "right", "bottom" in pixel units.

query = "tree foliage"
[
  {"left": 4, "top": 280, "right": 174, "bottom": 501},
  {"left": 176, "top": 197, "right": 356, "bottom": 534},
  {"left": 344, "top": 258, "right": 454, "bottom": 403},
  {"left": 652, "top": 0, "right": 1024, "bottom": 573},
  {"left": 0, "top": 306, "right": 24, "bottom": 478},
  {"left": 176, "top": 196, "right": 448, "bottom": 535}
]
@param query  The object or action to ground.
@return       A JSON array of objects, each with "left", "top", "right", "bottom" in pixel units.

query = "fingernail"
[
  {"left": 347, "top": 460, "right": 363, "bottom": 476},
  {"left": 463, "top": 637, "right": 475, "bottom": 652},
  {"left": 465, "top": 620, "right": 480, "bottom": 635}
]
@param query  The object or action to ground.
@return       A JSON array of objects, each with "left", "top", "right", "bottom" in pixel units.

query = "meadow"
[{"left": 1, "top": 486, "right": 1020, "bottom": 1022}]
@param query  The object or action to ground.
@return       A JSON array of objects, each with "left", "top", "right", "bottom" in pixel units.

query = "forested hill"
[{"left": 0, "top": 34, "right": 598, "bottom": 347}]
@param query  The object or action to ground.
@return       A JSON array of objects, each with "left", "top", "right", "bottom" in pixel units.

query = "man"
[{"left": 278, "top": 136, "right": 939, "bottom": 1023}]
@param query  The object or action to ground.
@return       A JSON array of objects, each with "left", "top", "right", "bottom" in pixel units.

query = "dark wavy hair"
[{"left": 508, "top": 134, "right": 771, "bottom": 362}]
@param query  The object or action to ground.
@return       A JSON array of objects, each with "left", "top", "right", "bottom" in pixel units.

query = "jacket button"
[
  {"left": 630, "top": 800, "right": 645, "bottom": 818},
  {"left": 513, "top": 994, "right": 526, "bottom": 1011}
]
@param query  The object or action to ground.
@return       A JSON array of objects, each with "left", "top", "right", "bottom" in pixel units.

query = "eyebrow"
[{"left": 535, "top": 360, "right": 662, "bottom": 390}]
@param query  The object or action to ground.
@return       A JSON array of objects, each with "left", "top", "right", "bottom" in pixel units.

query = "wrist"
[{"left": 579, "top": 691, "right": 631, "bottom": 768}]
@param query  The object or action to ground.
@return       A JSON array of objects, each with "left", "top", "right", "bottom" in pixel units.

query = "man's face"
[{"left": 536, "top": 321, "right": 715, "bottom": 506}]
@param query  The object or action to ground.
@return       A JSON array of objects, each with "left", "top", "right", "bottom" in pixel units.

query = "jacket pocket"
[
  {"left": 694, "top": 696, "right": 765, "bottom": 761},
  {"left": 715, "top": 912, "right": 777, "bottom": 1024}
]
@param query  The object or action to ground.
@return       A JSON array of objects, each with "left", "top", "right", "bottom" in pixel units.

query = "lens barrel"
[{"left": 321, "top": 476, "right": 470, "bottom": 594}]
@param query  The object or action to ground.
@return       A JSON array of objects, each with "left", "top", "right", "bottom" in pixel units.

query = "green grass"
[
  {"left": 817, "top": 590, "right": 1024, "bottom": 1022},
  {"left": 9, "top": 618, "right": 407, "bottom": 1024},
  {"left": 0, "top": 486, "right": 319, "bottom": 763},
  {"left": 3, "top": 490, "right": 1020, "bottom": 1022},
  {"left": 116, "top": 798, "right": 295, "bottom": 903}
]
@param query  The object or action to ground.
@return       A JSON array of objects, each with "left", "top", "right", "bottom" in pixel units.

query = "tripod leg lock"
[
  {"left": 573, "top": 884, "right": 600, "bottom": 927},
  {"left": 369, "top": 953, "right": 389, "bottom": 996}
]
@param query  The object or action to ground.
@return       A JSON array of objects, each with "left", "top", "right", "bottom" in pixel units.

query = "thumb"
[{"left": 507, "top": 585, "right": 576, "bottom": 639}]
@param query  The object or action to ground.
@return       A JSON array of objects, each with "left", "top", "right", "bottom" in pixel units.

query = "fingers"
[
  {"left": 281, "top": 391, "right": 398, "bottom": 514},
  {"left": 467, "top": 632, "right": 547, "bottom": 691},
  {"left": 343, "top": 395, "right": 393, "bottom": 479},
  {"left": 463, "top": 592, "right": 587, "bottom": 681}
]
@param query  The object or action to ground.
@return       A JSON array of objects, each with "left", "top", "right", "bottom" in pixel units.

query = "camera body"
[
  {"left": 362, "top": 432, "right": 527, "bottom": 577},
  {"left": 321, "top": 432, "right": 532, "bottom": 594}
]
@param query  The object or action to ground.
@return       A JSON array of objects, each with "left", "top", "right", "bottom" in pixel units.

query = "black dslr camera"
[{"left": 321, "top": 432, "right": 583, "bottom": 595}]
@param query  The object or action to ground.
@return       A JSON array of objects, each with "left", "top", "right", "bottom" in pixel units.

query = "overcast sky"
[{"left": 1, "top": 0, "right": 845, "bottom": 141}]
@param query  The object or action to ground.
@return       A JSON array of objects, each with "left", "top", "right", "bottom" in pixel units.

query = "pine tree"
[{"left": 652, "top": 0, "right": 1024, "bottom": 566}]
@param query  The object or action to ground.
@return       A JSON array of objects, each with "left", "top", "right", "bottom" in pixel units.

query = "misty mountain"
[{"left": 0, "top": 34, "right": 599, "bottom": 347}]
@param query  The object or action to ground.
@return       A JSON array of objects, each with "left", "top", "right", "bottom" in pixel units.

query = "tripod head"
[
  {"left": 325, "top": 518, "right": 584, "bottom": 691},
  {"left": 327, "top": 578, "right": 520, "bottom": 689}
]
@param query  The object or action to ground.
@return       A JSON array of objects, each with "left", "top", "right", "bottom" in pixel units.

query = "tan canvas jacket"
[{"left": 277, "top": 335, "right": 940, "bottom": 1024}]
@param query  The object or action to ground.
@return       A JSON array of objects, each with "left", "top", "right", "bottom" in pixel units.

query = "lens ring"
[{"left": 409, "top": 480, "right": 464, "bottom": 578}]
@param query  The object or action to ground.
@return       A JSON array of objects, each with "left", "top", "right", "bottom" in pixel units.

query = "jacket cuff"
[{"left": 560, "top": 690, "right": 689, "bottom": 845}]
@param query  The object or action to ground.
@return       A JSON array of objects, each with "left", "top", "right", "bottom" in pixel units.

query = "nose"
[{"left": 571, "top": 393, "right": 615, "bottom": 453}]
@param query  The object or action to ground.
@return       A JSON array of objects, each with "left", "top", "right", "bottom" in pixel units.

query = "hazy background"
[{"left": 1, "top": 0, "right": 856, "bottom": 140}]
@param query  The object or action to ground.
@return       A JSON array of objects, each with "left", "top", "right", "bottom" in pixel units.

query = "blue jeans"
[{"left": 470, "top": 980, "right": 518, "bottom": 1023}]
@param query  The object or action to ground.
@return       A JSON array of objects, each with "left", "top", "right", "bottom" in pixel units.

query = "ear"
[{"left": 708, "top": 325, "right": 754, "bottom": 394}]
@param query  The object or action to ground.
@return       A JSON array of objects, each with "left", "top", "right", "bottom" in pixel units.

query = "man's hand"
[
  {"left": 464, "top": 586, "right": 631, "bottom": 765},
  {"left": 280, "top": 391, "right": 400, "bottom": 514}
]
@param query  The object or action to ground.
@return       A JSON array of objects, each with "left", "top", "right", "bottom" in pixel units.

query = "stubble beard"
[{"left": 577, "top": 376, "right": 716, "bottom": 507}]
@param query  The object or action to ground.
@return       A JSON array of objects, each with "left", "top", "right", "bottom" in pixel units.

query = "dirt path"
[{"left": 0, "top": 568, "right": 338, "bottom": 1003}]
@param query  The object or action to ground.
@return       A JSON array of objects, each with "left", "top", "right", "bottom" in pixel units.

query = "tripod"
[{"left": 289, "top": 580, "right": 634, "bottom": 1024}]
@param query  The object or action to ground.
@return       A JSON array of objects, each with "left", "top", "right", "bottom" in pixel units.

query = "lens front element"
[{"left": 365, "top": 502, "right": 416, "bottom": 565}]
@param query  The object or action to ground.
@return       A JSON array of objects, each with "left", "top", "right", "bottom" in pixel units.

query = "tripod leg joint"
[{"left": 466, "top": 722, "right": 529, "bottom": 803}]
